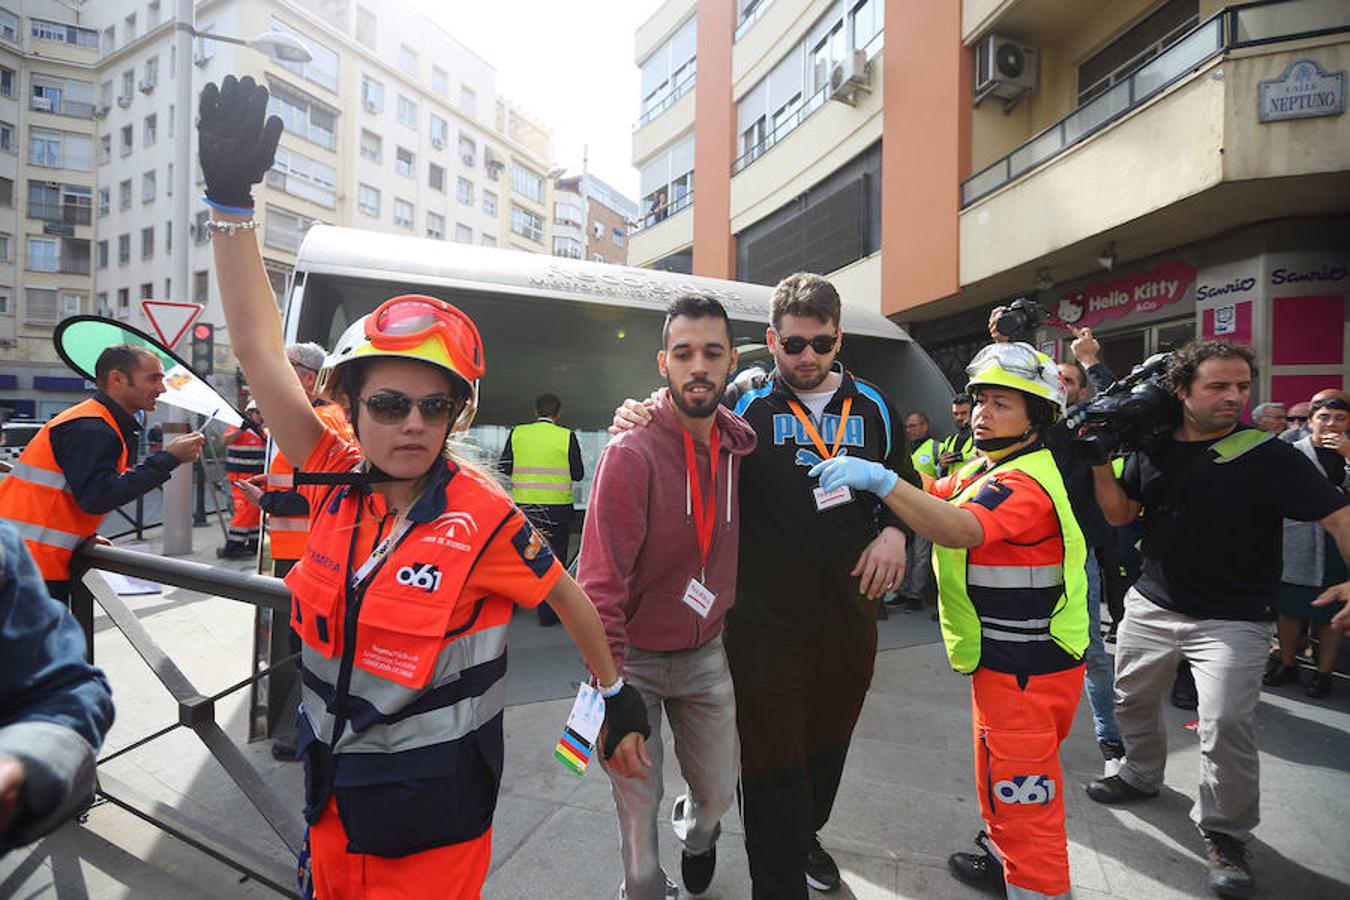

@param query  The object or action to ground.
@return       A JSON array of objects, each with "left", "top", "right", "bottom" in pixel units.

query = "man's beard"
[
  {"left": 669, "top": 377, "right": 724, "bottom": 418},
  {"left": 779, "top": 361, "right": 830, "bottom": 392}
]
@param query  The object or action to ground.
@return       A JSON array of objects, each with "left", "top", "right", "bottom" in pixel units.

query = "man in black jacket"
[
  {"left": 722, "top": 274, "right": 918, "bottom": 898},
  {"left": 0, "top": 346, "right": 204, "bottom": 606}
]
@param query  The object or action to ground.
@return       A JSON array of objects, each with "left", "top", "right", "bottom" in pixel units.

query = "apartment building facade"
[
  {"left": 554, "top": 172, "right": 637, "bottom": 265},
  {"left": 0, "top": 0, "right": 557, "bottom": 419},
  {"left": 0, "top": 2, "right": 100, "bottom": 419},
  {"left": 630, "top": 0, "right": 1349, "bottom": 403}
]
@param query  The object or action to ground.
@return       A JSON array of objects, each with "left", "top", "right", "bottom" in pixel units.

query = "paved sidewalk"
[{"left": 2, "top": 522, "right": 1348, "bottom": 899}]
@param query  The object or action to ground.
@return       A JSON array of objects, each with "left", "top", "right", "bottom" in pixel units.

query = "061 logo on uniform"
[
  {"left": 994, "top": 774, "right": 1056, "bottom": 805},
  {"left": 396, "top": 562, "right": 443, "bottom": 592}
]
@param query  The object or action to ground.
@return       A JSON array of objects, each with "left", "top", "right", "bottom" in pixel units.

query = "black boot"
[{"left": 947, "top": 831, "right": 1004, "bottom": 894}]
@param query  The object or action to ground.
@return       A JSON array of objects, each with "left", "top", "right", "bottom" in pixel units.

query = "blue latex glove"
[{"left": 808, "top": 457, "right": 898, "bottom": 497}]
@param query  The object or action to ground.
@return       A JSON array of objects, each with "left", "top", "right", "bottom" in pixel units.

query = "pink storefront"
[{"left": 1036, "top": 216, "right": 1349, "bottom": 408}]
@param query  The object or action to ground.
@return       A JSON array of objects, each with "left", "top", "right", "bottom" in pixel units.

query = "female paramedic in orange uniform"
[
  {"left": 197, "top": 75, "right": 652, "bottom": 900},
  {"left": 811, "top": 342, "right": 1089, "bottom": 900}
]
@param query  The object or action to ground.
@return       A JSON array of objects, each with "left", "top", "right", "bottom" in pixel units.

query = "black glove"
[
  {"left": 601, "top": 683, "right": 650, "bottom": 760},
  {"left": 197, "top": 75, "right": 284, "bottom": 210}
]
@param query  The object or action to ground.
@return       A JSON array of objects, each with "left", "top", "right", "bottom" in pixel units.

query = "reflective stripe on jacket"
[
  {"left": 933, "top": 447, "right": 1088, "bottom": 676},
  {"left": 224, "top": 428, "right": 266, "bottom": 474},
  {"left": 508, "top": 420, "right": 574, "bottom": 505},
  {"left": 0, "top": 399, "right": 128, "bottom": 580},
  {"left": 284, "top": 469, "right": 516, "bottom": 857}
]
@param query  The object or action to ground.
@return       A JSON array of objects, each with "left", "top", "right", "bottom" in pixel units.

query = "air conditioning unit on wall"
[
  {"left": 975, "top": 34, "right": 1037, "bottom": 108},
  {"left": 829, "top": 50, "right": 871, "bottom": 105}
]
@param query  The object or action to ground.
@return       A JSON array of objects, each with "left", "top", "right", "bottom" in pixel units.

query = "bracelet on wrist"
[
  {"left": 599, "top": 676, "right": 625, "bottom": 699},
  {"left": 204, "top": 218, "right": 260, "bottom": 239}
]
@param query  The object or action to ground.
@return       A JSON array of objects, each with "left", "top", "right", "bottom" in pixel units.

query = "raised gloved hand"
[
  {"left": 601, "top": 683, "right": 651, "bottom": 760},
  {"left": 809, "top": 456, "right": 898, "bottom": 497},
  {"left": 197, "top": 75, "right": 284, "bottom": 210}
]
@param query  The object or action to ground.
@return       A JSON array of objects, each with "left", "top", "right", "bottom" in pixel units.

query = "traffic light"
[{"left": 191, "top": 322, "right": 214, "bottom": 375}]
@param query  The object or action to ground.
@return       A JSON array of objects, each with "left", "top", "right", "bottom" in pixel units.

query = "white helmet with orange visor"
[{"left": 317, "top": 294, "right": 486, "bottom": 433}]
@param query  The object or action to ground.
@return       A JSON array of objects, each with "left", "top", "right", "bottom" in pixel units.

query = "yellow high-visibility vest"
[{"left": 509, "top": 420, "right": 574, "bottom": 505}]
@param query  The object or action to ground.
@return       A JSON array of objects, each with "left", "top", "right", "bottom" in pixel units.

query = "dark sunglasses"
[
  {"left": 777, "top": 333, "right": 837, "bottom": 355},
  {"left": 1286, "top": 415, "right": 1309, "bottom": 423},
  {"left": 360, "top": 392, "right": 457, "bottom": 425}
]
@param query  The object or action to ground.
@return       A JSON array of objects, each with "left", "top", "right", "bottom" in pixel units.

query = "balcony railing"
[
  {"left": 638, "top": 63, "right": 696, "bottom": 128},
  {"left": 961, "top": 0, "right": 1350, "bottom": 207},
  {"left": 732, "top": 82, "right": 831, "bottom": 175},
  {"left": 27, "top": 200, "right": 92, "bottom": 225},
  {"left": 630, "top": 189, "right": 693, "bottom": 234}
]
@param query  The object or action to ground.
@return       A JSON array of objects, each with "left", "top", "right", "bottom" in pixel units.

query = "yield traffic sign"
[{"left": 141, "top": 300, "right": 203, "bottom": 349}]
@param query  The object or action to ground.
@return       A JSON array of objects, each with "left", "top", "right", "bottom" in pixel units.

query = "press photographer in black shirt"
[{"left": 1085, "top": 339, "right": 1350, "bottom": 898}]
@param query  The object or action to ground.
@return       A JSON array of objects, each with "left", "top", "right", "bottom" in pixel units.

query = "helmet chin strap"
[{"left": 974, "top": 429, "right": 1033, "bottom": 452}]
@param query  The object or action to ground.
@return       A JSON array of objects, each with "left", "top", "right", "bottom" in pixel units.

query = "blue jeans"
[{"left": 1083, "top": 549, "right": 1121, "bottom": 743}]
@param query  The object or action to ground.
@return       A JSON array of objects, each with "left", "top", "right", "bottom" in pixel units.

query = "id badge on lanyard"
[
  {"left": 788, "top": 396, "right": 855, "bottom": 512},
  {"left": 681, "top": 425, "right": 720, "bottom": 618}
]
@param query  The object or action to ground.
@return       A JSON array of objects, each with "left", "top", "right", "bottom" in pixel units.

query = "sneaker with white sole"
[
  {"left": 619, "top": 875, "right": 679, "bottom": 900},
  {"left": 805, "top": 835, "right": 840, "bottom": 891}
]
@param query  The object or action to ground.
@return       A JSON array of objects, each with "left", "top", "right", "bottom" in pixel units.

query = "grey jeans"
[
  {"left": 1113, "top": 588, "right": 1273, "bottom": 840},
  {"left": 602, "top": 635, "right": 739, "bottom": 900}
]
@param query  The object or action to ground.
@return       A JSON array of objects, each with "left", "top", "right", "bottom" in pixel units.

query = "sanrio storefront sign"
[{"left": 1055, "top": 260, "right": 1197, "bottom": 330}]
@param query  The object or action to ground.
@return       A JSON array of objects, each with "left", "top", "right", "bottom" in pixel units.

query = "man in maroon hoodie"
[{"left": 579, "top": 295, "right": 758, "bottom": 900}]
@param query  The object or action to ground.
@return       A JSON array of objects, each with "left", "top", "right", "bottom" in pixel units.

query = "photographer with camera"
[
  {"left": 987, "top": 307, "right": 1127, "bottom": 772},
  {"left": 1085, "top": 339, "right": 1350, "bottom": 898}
]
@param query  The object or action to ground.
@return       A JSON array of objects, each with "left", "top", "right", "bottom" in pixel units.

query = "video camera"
[{"left": 1064, "top": 353, "right": 1179, "bottom": 465}]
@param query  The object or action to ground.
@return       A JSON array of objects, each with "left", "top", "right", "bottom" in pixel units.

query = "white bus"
[{"left": 284, "top": 225, "right": 954, "bottom": 504}]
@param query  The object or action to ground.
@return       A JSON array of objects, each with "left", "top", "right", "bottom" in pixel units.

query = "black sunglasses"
[
  {"left": 777, "top": 333, "right": 838, "bottom": 355},
  {"left": 1286, "top": 415, "right": 1309, "bottom": 423},
  {"left": 360, "top": 392, "right": 457, "bottom": 425}
]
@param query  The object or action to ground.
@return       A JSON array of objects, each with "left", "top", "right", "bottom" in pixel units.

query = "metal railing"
[
  {"left": 630, "top": 188, "right": 693, "bottom": 234},
  {"left": 26, "top": 200, "right": 92, "bottom": 225},
  {"left": 68, "top": 544, "right": 302, "bottom": 898},
  {"left": 732, "top": 81, "right": 831, "bottom": 175},
  {"left": 961, "top": 0, "right": 1350, "bottom": 207},
  {"left": 637, "top": 62, "right": 696, "bottom": 128}
]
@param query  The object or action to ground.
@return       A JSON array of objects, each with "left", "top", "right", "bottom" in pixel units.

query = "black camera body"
[
  {"left": 1066, "top": 353, "right": 1179, "bottom": 465},
  {"left": 994, "top": 298, "right": 1048, "bottom": 342}
]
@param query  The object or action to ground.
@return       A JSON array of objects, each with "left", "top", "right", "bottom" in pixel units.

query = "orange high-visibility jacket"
[
  {"left": 266, "top": 402, "right": 354, "bottom": 562},
  {"left": 0, "top": 399, "right": 127, "bottom": 580}
]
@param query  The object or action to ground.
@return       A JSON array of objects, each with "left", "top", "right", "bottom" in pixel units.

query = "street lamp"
[
  {"left": 162, "top": 3, "right": 313, "bottom": 556},
  {"left": 194, "top": 28, "right": 314, "bottom": 65}
]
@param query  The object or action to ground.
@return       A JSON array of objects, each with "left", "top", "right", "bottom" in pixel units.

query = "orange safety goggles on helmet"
[{"left": 364, "top": 295, "right": 486, "bottom": 382}]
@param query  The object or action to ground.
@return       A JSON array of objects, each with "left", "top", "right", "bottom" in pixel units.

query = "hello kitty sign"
[{"left": 1055, "top": 260, "right": 1197, "bottom": 331}]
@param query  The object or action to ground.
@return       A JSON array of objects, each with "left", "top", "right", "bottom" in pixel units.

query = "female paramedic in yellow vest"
[
  {"left": 811, "top": 342, "right": 1089, "bottom": 900},
  {"left": 198, "top": 75, "right": 651, "bottom": 900}
]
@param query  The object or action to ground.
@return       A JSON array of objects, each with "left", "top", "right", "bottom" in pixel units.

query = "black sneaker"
[
  {"left": 947, "top": 831, "right": 1004, "bottom": 894},
  {"left": 805, "top": 835, "right": 840, "bottom": 892},
  {"left": 1084, "top": 774, "right": 1159, "bottom": 804},
  {"left": 1304, "top": 671, "right": 1333, "bottom": 698},
  {"left": 1203, "top": 830, "right": 1254, "bottom": 898},
  {"left": 681, "top": 842, "right": 716, "bottom": 895},
  {"left": 1263, "top": 657, "right": 1299, "bottom": 687}
]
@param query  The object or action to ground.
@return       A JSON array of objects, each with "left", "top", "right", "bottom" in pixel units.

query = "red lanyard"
[
  {"left": 682, "top": 424, "right": 720, "bottom": 578},
  {"left": 787, "top": 396, "right": 853, "bottom": 460}
]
